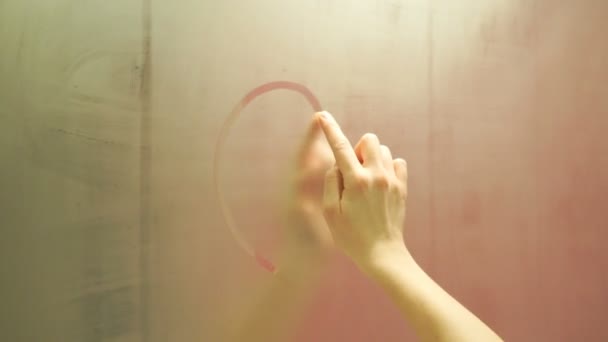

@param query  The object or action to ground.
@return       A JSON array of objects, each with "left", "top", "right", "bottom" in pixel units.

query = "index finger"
[
  {"left": 315, "top": 111, "right": 360, "bottom": 175},
  {"left": 296, "top": 114, "right": 322, "bottom": 167}
]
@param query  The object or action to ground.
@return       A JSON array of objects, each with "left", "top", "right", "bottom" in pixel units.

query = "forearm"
[
  {"left": 226, "top": 258, "right": 324, "bottom": 342},
  {"left": 227, "top": 278, "right": 313, "bottom": 341},
  {"left": 364, "top": 248, "right": 502, "bottom": 342}
]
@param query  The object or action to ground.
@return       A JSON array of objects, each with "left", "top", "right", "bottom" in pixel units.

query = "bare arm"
[
  {"left": 364, "top": 248, "right": 501, "bottom": 342},
  {"left": 226, "top": 258, "right": 324, "bottom": 342},
  {"left": 316, "top": 111, "right": 502, "bottom": 342},
  {"left": 225, "top": 115, "right": 334, "bottom": 342}
]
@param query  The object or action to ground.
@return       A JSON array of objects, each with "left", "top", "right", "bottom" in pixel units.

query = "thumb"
[{"left": 323, "top": 165, "right": 342, "bottom": 220}]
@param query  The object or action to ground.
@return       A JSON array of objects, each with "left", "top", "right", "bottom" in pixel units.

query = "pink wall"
[
  {"left": 5, "top": 1, "right": 606, "bottom": 341},
  {"left": 148, "top": 1, "right": 608, "bottom": 341}
]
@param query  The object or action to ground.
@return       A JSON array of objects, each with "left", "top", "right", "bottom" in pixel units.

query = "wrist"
[{"left": 358, "top": 242, "right": 417, "bottom": 279}]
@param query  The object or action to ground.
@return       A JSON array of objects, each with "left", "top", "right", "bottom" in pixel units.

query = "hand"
[
  {"left": 315, "top": 111, "right": 410, "bottom": 271},
  {"left": 314, "top": 112, "right": 503, "bottom": 342},
  {"left": 226, "top": 116, "right": 334, "bottom": 342},
  {"left": 279, "top": 114, "right": 335, "bottom": 275}
]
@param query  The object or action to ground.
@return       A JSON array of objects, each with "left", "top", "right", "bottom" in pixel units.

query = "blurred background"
[{"left": 1, "top": 0, "right": 607, "bottom": 341}]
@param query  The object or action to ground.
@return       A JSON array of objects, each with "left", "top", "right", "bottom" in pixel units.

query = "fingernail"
[{"left": 316, "top": 111, "right": 327, "bottom": 122}]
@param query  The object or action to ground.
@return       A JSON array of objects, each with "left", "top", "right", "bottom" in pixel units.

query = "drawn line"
[{"left": 213, "top": 81, "right": 322, "bottom": 274}]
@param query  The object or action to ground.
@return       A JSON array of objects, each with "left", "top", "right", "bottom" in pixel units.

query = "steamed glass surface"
[{"left": 2, "top": 1, "right": 607, "bottom": 341}]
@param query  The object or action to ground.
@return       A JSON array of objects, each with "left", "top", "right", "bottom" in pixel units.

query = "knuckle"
[
  {"left": 352, "top": 170, "right": 371, "bottom": 189},
  {"left": 362, "top": 133, "right": 379, "bottom": 144},
  {"left": 394, "top": 182, "right": 407, "bottom": 197},
  {"left": 381, "top": 145, "right": 392, "bottom": 159},
  {"left": 371, "top": 172, "right": 390, "bottom": 189},
  {"left": 334, "top": 139, "right": 349, "bottom": 152},
  {"left": 394, "top": 159, "right": 408, "bottom": 177},
  {"left": 394, "top": 158, "right": 407, "bottom": 168}
]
